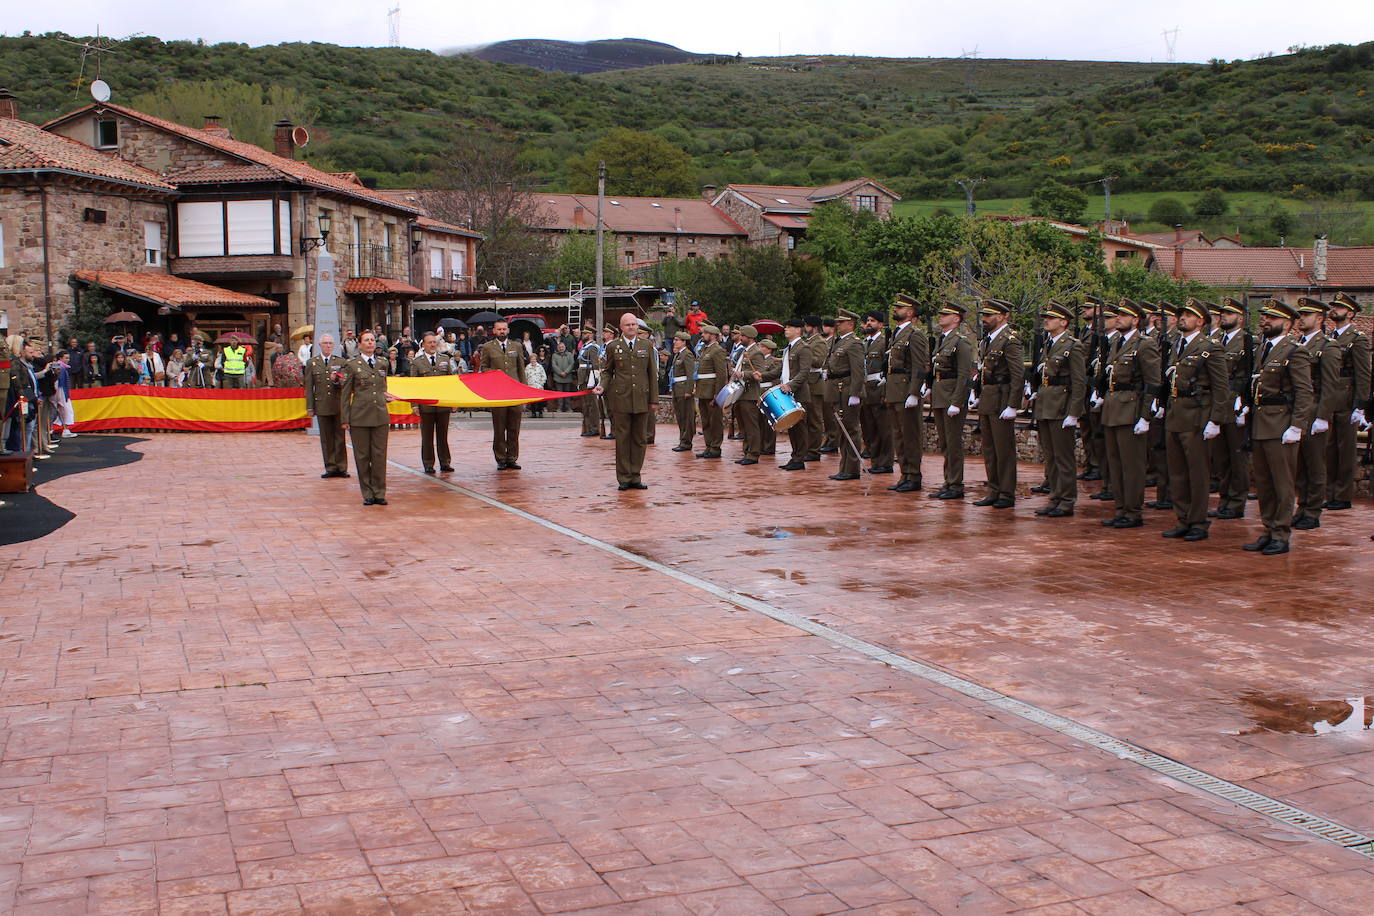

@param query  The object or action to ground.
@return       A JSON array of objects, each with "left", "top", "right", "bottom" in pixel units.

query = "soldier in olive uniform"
[
  {"left": 756, "top": 337, "right": 782, "bottom": 457},
  {"left": 731, "top": 325, "right": 766, "bottom": 464},
  {"left": 1322, "top": 292, "right": 1372, "bottom": 510},
  {"left": 803, "top": 316, "right": 829, "bottom": 462},
  {"left": 772, "top": 318, "right": 814, "bottom": 470},
  {"left": 928, "top": 301, "right": 975, "bottom": 500},
  {"left": 858, "top": 311, "right": 893, "bottom": 474},
  {"left": 409, "top": 331, "right": 459, "bottom": 474},
  {"left": 1077, "top": 297, "right": 1108, "bottom": 483},
  {"left": 304, "top": 333, "right": 349, "bottom": 478},
  {"left": 1245, "top": 300, "right": 1314, "bottom": 555},
  {"left": 577, "top": 328, "right": 603, "bottom": 437},
  {"left": 594, "top": 311, "right": 658, "bottom": 489},
  {"left": 1162, "top": 299, "right": 1229, "bottom": 541},
  {"left": 884, "top": 293, "right": 928, "bottom": 492},
  {"left": 824, "top": 309, "right": 865, "bottom": 480},
  {"left": 693, "top": 325, "right": 729, "bottom": 458},
  {"left": 1206, "top": 298, "right": 1252, "bottom": 519},
  {"left": 668, "top": 331, "right": 697, "bottom": 451},
  {"left": 818, "top": 319, "right": 841, "bottom": 453},
  {"left": 1292, "top": 298, "right": 1343, "bottom": 529},
  {"left": 1144, "top": 302, "right": 1179, "bottom": 510},
  {"left": 1099, "top": 300, "right": 1161, "bottom": 528},
  {"left": 478, "top": 320, "right": 527, "bottom": 469},
  {"left": 1033, "top": 302, "right": 1086, "bottom": 517},
  {"left": 972, "top": 299, "right": 1023, "bottom": 508},
  {"left": 340, "top": 331, "right": 396, "bottom": 505}
]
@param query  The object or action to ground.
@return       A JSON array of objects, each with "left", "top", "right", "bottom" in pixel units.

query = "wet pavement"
[{"left": 2, "top": 426, "right": 1374, "bottom": 913}]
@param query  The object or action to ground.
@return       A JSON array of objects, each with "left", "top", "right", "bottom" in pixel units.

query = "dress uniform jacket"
[
  {"left": 1324, "top": 323, "right": 1372, "bottom": 504},
  {"left": 775, "top": 337, "right": 813, "bottom": 402},
  {"left": 478, "top": 339, "right": 527, "bottom": 382},
  {"left": 1317, "top": 328, "right": 1370, "bottom": 419},
  {"left": 1213, "top": 328, "right": 1252, "bottom": 423},
  {"left": 736, "top": 344, "right": 767, "bottom": 401},
  {"left": 340, "top": 354, "right": 391, "bottom": 501},
  {"left": 824, "top": 333, "right": 865, "bottom": 404},
  {"left": 602, "top": 336, "right": 659, "bottom": 485},
  {"left": 1164, "top": 333, "right": 1228, "bottom": 433},
  {"left": 304, "top": 355, "right": 346, "bottom": 414},
  {"left": 882, "top": 323, "right": 927, "bottom": 403},
  {"left": 861, "top": 333, "right": 887, "bottom": 406},
  {"left": 1034, "top": 331, "right": 1087, "bottom": 510},
  {"left": 929, "top": 331, "right": 974, "bottom": 411},
  {"left": 1102, "top": 332, "right": 1160, "bottom": 427},
  {"left": 1295, "top": 331, "right": 1341, "bottom": 517},
  {"left": 975, "top": 327, "right": 1024, "bottom": 417},
  {"left": 670, "top": 348, "right": 698, "bottom": 399},
  {"left": 1253, "top": 336, "right": 1315, "bottom": 439}
]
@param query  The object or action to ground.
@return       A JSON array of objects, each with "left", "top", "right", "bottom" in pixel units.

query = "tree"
[
  {"left": 537, "top": 231, "right": 627, "bottom": 289},
  {"left": 674, "top": 245, "right": 797, "bottom": 327},
  {"left": 1193, "top": 187, "right": 1230, "bottom": 218},
  {"left": 425, "top": 126, "right": 555, "bottom": 291},
  {"left": 130, "top": 79, "right": 314, "bottom": 151},
  {"left": 1147, "top": 197, "right": 1190, "bottom": 227},
  {"left": 1028, "top": 180, "right": 1089, "bottom": 224},
  {"left": 566, "top": 128, "right": 697, "bottom": 198}
]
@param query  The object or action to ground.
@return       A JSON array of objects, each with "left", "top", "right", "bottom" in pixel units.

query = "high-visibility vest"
[{"left": 223, "top": 345, "right": 247, "bottom": 375}]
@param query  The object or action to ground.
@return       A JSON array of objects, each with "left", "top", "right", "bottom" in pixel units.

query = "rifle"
[
  {"left": 1240, "top": 300, "right": 1255, "bottom": 452},
  {"left": 1026, "top": 309, "right": 1044, "bottom": 430},
  {"left": 1092, "top": 304, "right": 1108, "bottom": 428}
]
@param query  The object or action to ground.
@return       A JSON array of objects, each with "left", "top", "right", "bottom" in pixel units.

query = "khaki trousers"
[
  {"left": 580, "top": 392, "right": 601, "bottom": 434},
  {"left": 418, "top": 410, "right": 452, "bottom": 471},
  {"left": 1166, "top": 428, "right": 1210, "bottom": 528},
  {"left": 860, "top": 401, "right": 893, "bottom": 468},
  {"left": 1105, "top": 424, "right": 1147, "bottom": 520},
  {"left": 1148, "top": 420, "right": 1170, "bottom": 502},
  {"left": 980, "top": 412, "right": 1017, "bottom": 500},
  {"left": 490, "top": 406, "right": 522, "bottom": 464},
  {"left": 1041, "top": 422, "right": 1077, "bottom": 509},
  {"left": 1253, "top": 437, "right": 1298, "bottom": 541},
  {"left": 673, "top": 395, "right": 696, "bottom": 448},
  {"left": 221, "top": 374, "right": 246, "bottom": 389},
  {"left": 698, "top": 398, "right": 723, "bottom": 453},
  {"left": 833, "top": 401, "right": 862, "bottom": 476},
  {"left": 889, "top": 401, "right": 924, "bottom": 482},
  {"left": 935, "top": 407, "right": 966, "bottom": 490},
  {"left": 613, "top": 409, "right": 650, "bottom": 485},
  {"left": 738, "top": 398, "right": 762, "bottom": 459},
  {"left": 1326, "top": 416, "right": 1358, "bottom": 503},
  {"left": 1082, "top": 409, "right": 1104, "bottom": 472},
  {"left": 805, "top": 396, "right": 826, "bottom": 460},
  {"left": 349, "top": 424, "right": 388, "bottom": 501},
  {"left": 317, "top": 412, "right": 347, "bottom": 474},
  {"left": 1295, "top": 429, "right": 1328, "bottom": 518},
  {"left": 1208, "top": 421, "right": 1249, "bottom": 513}
]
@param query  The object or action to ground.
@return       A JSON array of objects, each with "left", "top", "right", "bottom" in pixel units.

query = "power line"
[
  {"left": 387, "top": 6, "right": 401, "bottom": 48},
  {"left": 1162, "top": 28, "right": 1180, "bottom": 64}
]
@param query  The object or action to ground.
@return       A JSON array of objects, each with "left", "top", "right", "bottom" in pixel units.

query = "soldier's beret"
[
  {"left": 700, "top": 324, "right": 721, "bottom": 336},
  {"left": 739, "top": 325, "right": 758, "bottom": 339},
  {"left": 1217, "top": 296, "right": 1245, "bottom": 315},
  {"left": 674, "top": 331, "right": 691, "bottom": 341},
  {"left": 938, "top": 300, "right": 967, "bottom": 317},
  {"left": 1331, "top": 291, "right": 1362, "bottom": 313},
  {"left": 758, "top": 337, "right": 778, "bottom": 350},
  {"left": 1259, "top": 298, "right": 1299, "bottom": 320},
  {"left": 1040, "top": 301, "right": 1073, "bottom": 321},
  {"left": 978, "top": 299, "right": 1012, "bottom": 316},
  {"left": 835, "top": 308, "right": 859, "bottom": 323},
  {"left": 893, "top": 291, "right": 918, "bottom": 309},
  {"left": 1178, "top": 298, "right": 1212, "bottom": 321},
  {"left": 1296, "top": 296, "right": 1327, "bottom": 314}
]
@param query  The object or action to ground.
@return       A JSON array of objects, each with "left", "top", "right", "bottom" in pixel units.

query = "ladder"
[{"left": 568, "top": 282, "right": 583, "bottom": 332}]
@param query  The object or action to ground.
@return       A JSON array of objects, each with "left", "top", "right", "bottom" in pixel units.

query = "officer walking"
[
  {"left": 928, "top": 302, "right": 974, "bottom": 500},
  {"left": 972, "top": 299, "right": 1023, "bottom": 509},
  {"left": 303, "top": 333, "right": 349, "bottom": 479},
  {"left": 340, "top": 331, "right": 396, "bottom": 505},
  {"left": 409, "top": 330, "right": 458, "bottom": 474},
  {"left": 478, "top": 319, "right": 527, "bottom": 470}
]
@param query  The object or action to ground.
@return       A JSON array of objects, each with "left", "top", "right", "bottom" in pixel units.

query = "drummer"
[
  {"left": 757, "top": 337, "right": 780, "bottom": 457},
  {"left": 767, "top": 318, "right": 814, "bottom": 470},
  {"left": 693, "top": 325, "right": 729, "bottom": 459}
]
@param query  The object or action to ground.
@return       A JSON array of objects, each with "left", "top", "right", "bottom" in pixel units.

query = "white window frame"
[
  {"left": 429, "top": 248, "right": 444, "bottom": 279},
  {"left": 856, "top": 195, "right": 878, "bottom": 212},
  {"left": 144, "top": 221, "right": 163, "bottom": 266}
]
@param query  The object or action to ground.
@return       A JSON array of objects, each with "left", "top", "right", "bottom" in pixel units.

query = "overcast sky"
[{"left": 10, "top": 0, "right": 1374, "bottom": 63}]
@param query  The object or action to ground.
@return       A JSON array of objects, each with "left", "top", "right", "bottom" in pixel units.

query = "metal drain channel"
[{"left": 393, "top": 460, "right": 1374, "bottom": 859}]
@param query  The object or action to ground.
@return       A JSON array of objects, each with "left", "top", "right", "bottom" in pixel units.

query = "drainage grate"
[{"left": 397, "top": 460, "right": 1374, "bottom": 859}]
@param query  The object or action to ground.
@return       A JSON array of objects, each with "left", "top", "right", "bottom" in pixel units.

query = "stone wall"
[{"left": 617, "top": 232, "right": 739, "bottom": 267}]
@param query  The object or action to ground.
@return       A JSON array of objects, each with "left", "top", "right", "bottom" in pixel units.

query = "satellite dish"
[
  {"left": 291, "top": 126, "right": 310, "bottom": 148},
  {"left": 90, "top": 79, "right": 111, "bottom": 103}
]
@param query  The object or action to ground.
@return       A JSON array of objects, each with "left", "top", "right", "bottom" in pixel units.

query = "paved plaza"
[{"left": 3, "top": 426, "right": 1374, "bottom": 913}]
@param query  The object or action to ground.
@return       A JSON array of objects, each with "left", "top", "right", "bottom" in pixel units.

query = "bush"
[
  {"left": 1193, "top": 187, "right": 1230, "bottom": 218},
  {"left": 1148, "top": 197, "right": 1191, "bottom": 226}
]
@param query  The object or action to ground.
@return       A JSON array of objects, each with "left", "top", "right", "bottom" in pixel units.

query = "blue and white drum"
[
  {"left": 715, "top": 379, "right": 744, "bottom": 409},
  {"left": 759, "top": 386, "right": 805, "bottom": 430}
]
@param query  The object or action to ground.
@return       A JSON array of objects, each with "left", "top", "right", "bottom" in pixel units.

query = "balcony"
[
  {"left": 423, "top": 275, "right": 473, "bottom": 295},
  {"left": 348, "top": 244, "right": 406, "bottom": 281}
]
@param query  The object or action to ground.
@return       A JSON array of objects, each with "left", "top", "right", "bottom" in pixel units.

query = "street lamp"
[
  {"left": 303, "top": 211, "right": 332, "bottom": 252},
  {"left": 410, "top": 224, "right": 423, "bottom": 253}
]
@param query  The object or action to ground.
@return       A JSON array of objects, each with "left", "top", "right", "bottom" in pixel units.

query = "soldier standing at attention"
[
  {"left": 340, "top": 331, "right": 397, "bottom": 506},
  {"left": 1077, "top": 297, "right": 1107, "bottom": 483},
  {"left": 884, "top": 293, "right": 928, "bottom": 493},
  {"left": 693, "top": 325, "right": 728, "bottom": 459},
  {"left": 1207, "top": 298, "right": 1251, "bottom": 520},
  {"left": 1145, "top": 302, "right": 1179, "bottom": 511},
  {"left": 972, "top": 299, "right": 1023, "bottom": 509},
  {"left": 756, "top": 336, "right": 782, "bottom": 458},
  {"left": 824, "top": 309, "right": 865, "bottom": 481},
  {"left": 732, "top": 325, "right": 766, "bottom": 465},
  {"left": 928, "top": 302, "right": 974, "bottom": 500},
  {"left": 1322, "top": 292, "right": 1371, "bottom": 511},
  {"left": 598, "top": 325, "right": 617, "bottom": 439},
  {"left": 1292, "top": 297, "right": 1342, "bottom": 530},
  {"left": 1033, "top": 302, "right": 1085, "bottom": 518},
  {"left": 859, "top": 311, "right": 893, "bottom": 475},
  {"left": 773, "top": 318, "right": 814, "bottom": 470},
  {"left": 478, "top": 320, "right": 527, "bottom": 470},
  {"left": 594, "top": 311, "right": 658, "bottom": 490},
  {"left": 803, "top": 316, "right": 829, "bottom": 463},
  {"left": 668, "top": 331, "right": 697, "bottom": 452},
  {"left": 577, "top": 327, "right": 602, "bottom": 438},
  {"left": 409, "top": 331, "right": 458, "bottom": 474},
  {"left": 818, "top": 318, "right": 841, "bottom": 453},
  {"left": 1162, "top": 299, "right": 1228, "bottom": 542},
  {"left": 1099, "top": 300, "right": 1161, "bottom": 529},
  {"left": 304, "top": 333, "right": 349, "bottom": 479},
  {"left": 1245, "top": 300, "right": 1314, "bottom": 555}
]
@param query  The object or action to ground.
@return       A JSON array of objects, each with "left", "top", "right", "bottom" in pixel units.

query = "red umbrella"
[
  {"left": 752, "top": 319, "right": 784, "bottom": 334},
  {"left": 214, "top": 332, "right": 258, "bottom": 346}
]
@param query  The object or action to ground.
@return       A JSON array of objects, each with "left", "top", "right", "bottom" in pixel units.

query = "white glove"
[
  {"left": 1311, "top": 418, "right": 1329, "bottom": 435},
  {"left": 1234, "top": 396, "right": 1243, "bottom": 414},
  {"left": 1236, "top": 406, "right": 1248, "bottom": 428},
  {"left": 1133, "top": 418, "right": 1149, "bottom": 436},
  {"left": 1089, "top": 392, "right": 1103, "bottom": 409},
  {"left": 1152, "top": 400, "right": 1165, "bottom": 420},
  {"left": 967, "top": 393, "right": 979, "bottom": 411},
  {"left": 904, "top": 395, "right": 918, "bottom": 409},
  {"left": 946, "top": 405, "right": 960, "bottom": 417},
  {"left": 820, "top": 369, "right": 829, "bottom": 380},
  {"left": 847, "top": 396, "right": 860, "bottom": 407},
  {"left": 1062, "top": 416, "right": 1078, "bottom": 428},
  {"left": 1203, "top": 421, "right": 1221, "bottom": 440},
  {"left": 1351, "top": 408, "right": 1367, "bottom": 427},
  {"left": 1023, "top": 382, "right": 1032, "bottom": 398},
  {"left": 919, "top": 384, "right": 930, "bottom": 398},
  {"left": 1281, "top": 425, "right": 1302, "bottom": 445},
  {"left": 999, "top": 406, "right": 1017, "bottom": 421}
]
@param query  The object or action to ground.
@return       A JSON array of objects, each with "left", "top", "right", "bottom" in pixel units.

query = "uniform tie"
[
  {"left": 368, "top": 357, "right": 374, "bottom": 368},
  {"left": 1260, "top": 340, "right": 1273, "bottom": 364},
  {"left": 430, "top": 354, "right": 436, "bottom": 366}
]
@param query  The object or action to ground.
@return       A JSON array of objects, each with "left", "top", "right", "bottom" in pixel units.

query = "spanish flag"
[
  {"left": 386, "top": 371, "right": 587, "bottom": 409},
  {"left": 72, "top": 385, "right": 310, "bottom": 432}
]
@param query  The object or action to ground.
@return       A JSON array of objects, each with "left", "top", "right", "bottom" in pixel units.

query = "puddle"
[
  {"left": 1239, "top": 692, "right": 1374, "bottom": 736},
  {"left": 746, "top": 524, "right": 853, "bottom": 539}
]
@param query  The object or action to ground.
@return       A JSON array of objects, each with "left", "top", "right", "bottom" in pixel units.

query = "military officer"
[
  {"left": 408, "top": 331, "right": 458, "bottom": 474},
  {"left": 693, "top": 325, "right": 729, "bottom": 458},
  {"left": 884, "top": 293, "right": 929, "bottom": 492},
  {"left": 576, "top": 327, "right": 603, "bottom": 437},
  {"left": 1144, "top": 301, "right": 1178, "bottom": 510},
  {"left": 478, "top": 319, "right": 528, "bottom": 469},
  {"left": 1292, "top": 297, "right": 1342, "bottom": 530},
  {"left": 857, "top": 311, "right": 893, "bottom": 475},
  {"left": 1206, "top": 298, "right": 1252, "bottom": 520},
  {"left": 1099, "top": 300, "right": 1161, "bottom": 528},
  {"left": 1245, "top": 300, "right": 1314, "bottom": 555},
  {"left": 928, "top": 301, "right": 975, "bottom": 500},
  {"left": 818, "top": 318, "right": 841, "bottom": 453},
  {"left": 1078, "top": 296, "right": 1108, "bottom": 483},
  {"left": 972, "top": 299, "right": 1023, "bottom": 509},
  {"left": 1033, "top": 302, "right": 1086, "bottom": 517},
  {"left": 803, "top": 315, "right": 829, "bottom": 462},
  {"left": 1322, "top": 292, "right": 1371, "bottom": 510},
  {"left": 1162, "top": 299, "right": 1228, "bottom": 542},
  {"left": 340, "top": 331, "right": 397, "bottom": 505},
  {"left": 730, "top": 325, "right": 766, "bottom": 465},
  {"left": 824, "top": 309, "right": 866, "bottom": 480},
  {"left": 304, "top": 332, "right": 349, "bottom": 478},
  {"left": 594, "top": 311, "right": 658, "bottom": 490},
  {"left": 668, "top": 331, "right": 697, "bottom": 451},
  {"left": 771, "top": 318, "right": 814, "bottom": 470}
]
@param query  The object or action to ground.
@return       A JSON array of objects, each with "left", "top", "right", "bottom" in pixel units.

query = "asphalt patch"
[{"left": 1, "top": 435, "right": 146, "bottom": 547}]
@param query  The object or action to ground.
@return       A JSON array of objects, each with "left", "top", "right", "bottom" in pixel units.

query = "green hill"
[{"left": 1, "top": 33, "right": 1372, "bottom": 207}]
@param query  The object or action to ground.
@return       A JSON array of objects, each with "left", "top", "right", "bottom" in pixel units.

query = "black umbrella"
[
  {"left": 437, "top": 317, "right": 468, "bottom": 330},
  {"left": 468, "top": 311, "right": 503, "bottom": 325}
]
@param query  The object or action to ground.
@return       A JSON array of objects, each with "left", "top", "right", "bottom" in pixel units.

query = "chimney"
[
  {"left": 201, "top": 115, "right": 230, "bottom": 138},
  {"left": 1313, "top": 235, "right": 1328, "bottom": 282},
  {"left": 674, "top": 207, "right": 682, "bottom": 232},
  {"left": 701, "top": 184, "right": 717, "bottom": 202},
  {"left": 0, "top": 88, "right": 17, "bottom": 121},
  {"left": 1173, "top": 223, "right": 1183, "bottom": 244},
  {"left": 273, "top": 119, "right": 295, "bottom": 159},
  {"left": 1172, "top": 245, "right": 1183, "bottom": 279},
  {"left": 573, "top": 205, "right": 586, "bottom": 228}
]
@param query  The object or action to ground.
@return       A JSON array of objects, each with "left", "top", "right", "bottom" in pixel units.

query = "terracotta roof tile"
[
  {"left": 0, "top": 117, "right": 174, "bottom": 190},
  {"left": 416, "top": 215, "right": 483, "bottom": 239},
  {"left": 528, "top": 192, "right": 747, "bottom": 236},
  {"left": 343, "top": 277, "right": 424, "bottom": 296},
  {"left": 722, "top": 179, "right": 900, "bottom": 213},
  {"left": 72, "top": 270, "right": 276, "bottom": 308},
  {"left": 1155, "top": 247, "right": 1374, "bottom": 289},
  {"left": 172, "top": 164, "right": 281, "bottom": 184}
]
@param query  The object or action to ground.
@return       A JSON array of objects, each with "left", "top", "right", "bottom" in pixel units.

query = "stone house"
[{"left": 707, "top": 179, "right": 900, "bottom": 249}]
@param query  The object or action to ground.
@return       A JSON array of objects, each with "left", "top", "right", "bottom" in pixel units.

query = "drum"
[
  {"left": 759, "top": 386, "right": 805, "bottom": 430},
  {"left": 715, "top": 379, "right": 744, "bottom": 409}
]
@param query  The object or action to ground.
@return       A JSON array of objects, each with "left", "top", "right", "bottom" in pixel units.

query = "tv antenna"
[
  {"left": 54, "top": 27, "right": 120, "bottom": 96},
  {"left": 1162, "top": 28, "right": 1180, "bottom": 63},
  {"left": 387, "top": 6, "right": 401, "bottom": 48}
]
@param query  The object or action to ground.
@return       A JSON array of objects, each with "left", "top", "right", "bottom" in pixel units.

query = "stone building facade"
[{"left": 708, "top": 179, "right": 900, "bottom": 249}]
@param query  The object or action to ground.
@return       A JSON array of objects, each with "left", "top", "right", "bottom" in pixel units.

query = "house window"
[
  {"left": 786, "top": 235, "right": 796, "bottom": 250},
  {"left": 687, "top": 252, "right": 697, "bottom": 259},
  {"left": 95, "top": 119, "right": 118, "bottom": 148},
  {"left": 624, "top": 251, "right": 634, "bottom": 265},
  {"left": 658, "top": 250, "right": 668, "bottom": 258},
  {"left": 685, "top": 236, "right": 695, "bottom": 244},
  {"left": 659, "top": 236, "right": 667, "bottom": 243},
  {"left": 1114, "top": 250, "right": 1136, "bottom": 259},
  {"left": 451, "top": 249, "right": 466, "bottom": 280},
  {"left": 352, "top": 216, "right": 366, "bottom": 274},
  {"left": 0, "top": 220, "right": 5, "bottom": 268},
  {"left": 175, "top": 199, "right": 291, "bottom": 257},
  {"left": 430, "top": 248, "right": 444, "bottom": 279},
  {"left": 856, "top": 195, "right": 878, "bottom": 212},
  {"left": 144, "top": 221, "right": 163, "bottom": 266},
  {"left": 384, "top": 223, "right": 395, "bottom": 252}
]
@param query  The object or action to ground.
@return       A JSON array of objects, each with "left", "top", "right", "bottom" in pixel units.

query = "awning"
[
  {"left": 72, "top": 270, "right": 277, "bottom": 309},
  {"left": 344, "top": 277, "right": 424, "bottom": 296}
]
